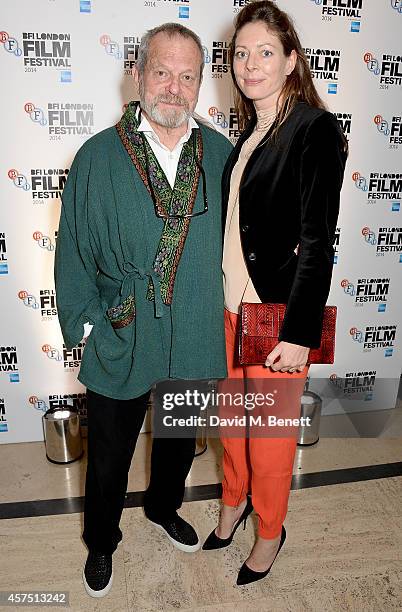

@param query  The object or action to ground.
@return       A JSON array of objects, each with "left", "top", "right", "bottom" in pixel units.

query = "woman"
[{"left": 203, "top": 0, "right": 347, "bottom": 586}]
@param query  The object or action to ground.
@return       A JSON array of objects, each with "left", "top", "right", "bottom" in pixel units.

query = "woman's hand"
[{"left": 265, "top": 341, "right": 309, "bottom": 373}]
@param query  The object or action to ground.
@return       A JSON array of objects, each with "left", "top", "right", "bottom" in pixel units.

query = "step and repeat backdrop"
[{"left": 0, "top": 0, "right": 401, "bottom": 442}]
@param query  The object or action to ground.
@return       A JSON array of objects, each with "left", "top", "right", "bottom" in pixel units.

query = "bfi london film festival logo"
[
  {"left": 42, "top": 344, "right": 62, "bottom": 364},
  {"left": 0, "top": 30, "right": 22, "bottom": 56},
  {"left": 349, "top": 325, "right": 397, "bottom": 357},
  {"left": 28, "top": 396, "right": 48, "bottom": 413},
  {"left": 208, "top": 107, "right": 228, "bottom": 129},
  {"left": 390, "top": 0, "right": 402, "bottom": 13},
  {"left": 353, "top": 171, "right": 401, "bottom": 212},
  {"left": 309, "top": 0, "right": 363, "bottom": 32},
  {"left": 29, "top": 392, "right": 87, "bottom": 421},
  {"left": 0, "top": 398, "right": 7, "bottom": 433},
  {"left": 32, "top": 231, "right": 56, "bottom": 252},
  {"left": 8, "top": 168, "right": 68, "bottom": 204},
  {"left": 361, "top": 226, "right": 402, "bottom": 262},
  {"left": 373, "top": 114, "right": 402, "bottom": 149},
  {"left": 0, "top": 346, "right": 19, "bottom": 383},
  {"left": 329, "top": 371, "right": 375, "bottom": 401},
  {"left": 41, "top": 342, "right": 85, "bottom": 372},
  {"left": 0, "top": 232, "right": 8, "bottom": 275},
  {"left": 209, "top": 40, "right": 230, "bottom": 80},
  {"left": 208, "top": 107, "right": 241, "bottom": 144},
  {"left": 24, "top": 102, "right": 94, "bottom": 138},
  {"left": 18, "top": 289, "right": 58, "bottom": 321},
  {"left": 341, "top": 277, "right": 390, "bottom": 312},
  {"left": 364, "top": 52, "right": 402, "bottom": 89},
  {"left": 99, "top": 34, "right": 141, "bottom": 76},
  {"left": 334, "top": 112, "right": 352, "bottom": 140},
  {"left": 0, "top": 30, "right": 72, "bottom": 82},
  {"left": 62, "top": 343, "right": 86, "bottom": 371},
  {"left": 303, "top": 47, "right": 341, "bottom": 94}
]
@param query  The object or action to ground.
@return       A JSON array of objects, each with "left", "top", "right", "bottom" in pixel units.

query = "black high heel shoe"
[
  {"left": 236, "top": 525, "right": 286, "bottom": 586},
  {"left": 202, "top": 496, "right": 253, "bottom": 550}
]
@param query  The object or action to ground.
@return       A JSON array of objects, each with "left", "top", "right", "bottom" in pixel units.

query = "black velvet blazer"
[{"left": 222, "top": 101, "right": 347, "bottom": 349}]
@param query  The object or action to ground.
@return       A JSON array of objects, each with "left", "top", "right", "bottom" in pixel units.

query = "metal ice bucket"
[
  {"left": 297, "top": 378, "right": 322, "bottom": 446},
  {"left": 42, "top": 405, "right": 83, "bottom": 463}
]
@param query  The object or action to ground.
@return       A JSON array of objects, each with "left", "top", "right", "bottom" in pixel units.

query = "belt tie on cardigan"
[{"left": 121, "top": 261, "right": 164, "bottom": 318}]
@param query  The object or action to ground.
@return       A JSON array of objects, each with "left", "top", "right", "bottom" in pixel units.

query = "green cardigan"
[{"left": 54, "top": 121, "right": 232, "bottom": 399}]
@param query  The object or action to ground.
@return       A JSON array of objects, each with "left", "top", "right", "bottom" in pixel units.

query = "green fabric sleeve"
[{"left": 54, "top": 146, "right": 106, "bottom": 350}]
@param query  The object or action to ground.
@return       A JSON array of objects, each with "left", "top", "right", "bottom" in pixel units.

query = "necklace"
[{"left": 256, "top": 108, "right": 277, "bottom": 131}]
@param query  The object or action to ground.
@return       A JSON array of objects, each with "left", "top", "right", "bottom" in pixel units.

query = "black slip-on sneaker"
[
  {"left": 146, "top": 513, "right": 201, "bottom": 553},
  {"left": 82, "top": 551, "right": 113, "bottom": 598}
]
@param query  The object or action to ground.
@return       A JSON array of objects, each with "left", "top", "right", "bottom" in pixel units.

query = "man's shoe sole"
[
  {"left": 148, "top": 519, "right": 201, "bottom": 553},
  {"left": 82, "top": 568, "right": 113, "bottom": 598}
]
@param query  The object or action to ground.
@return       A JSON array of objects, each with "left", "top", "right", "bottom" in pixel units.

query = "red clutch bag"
[{"left": 239, "top": 303, "right": 337, "bottom": 365}]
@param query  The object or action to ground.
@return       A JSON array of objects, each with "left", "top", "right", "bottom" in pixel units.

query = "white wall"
[{"left": 0, "top": 0, "right": 401, "bottom": 442}]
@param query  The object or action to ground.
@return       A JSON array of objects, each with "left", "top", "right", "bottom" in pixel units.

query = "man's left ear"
[{"left": 286, "top": 50, "right": 297, "bottom": 76}]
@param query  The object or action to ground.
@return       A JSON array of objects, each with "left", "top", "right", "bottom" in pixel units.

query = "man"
[{"left": 54, "top": 23, "right": 232, "bottom": 598}]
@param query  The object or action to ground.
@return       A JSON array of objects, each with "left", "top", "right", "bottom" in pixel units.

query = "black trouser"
[{"left": 82, "top": 387, "right": 198, "bottom": 555}]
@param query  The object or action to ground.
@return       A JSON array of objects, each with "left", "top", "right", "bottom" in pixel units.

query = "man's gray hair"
[{"left": 136, "top": 22, "right": 205, "bottom": 79}]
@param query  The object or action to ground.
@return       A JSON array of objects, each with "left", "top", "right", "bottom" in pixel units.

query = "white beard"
[
  {"left": 139, "top": 82, "right": 191, "bottom": 128},
  {"left": 145, "top": 102, "right": 190, "bottom": 129}
]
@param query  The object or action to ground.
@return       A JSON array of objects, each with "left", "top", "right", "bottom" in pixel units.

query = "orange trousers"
[{"left": 220, "top": 309, "right": 309, "bottom": 539}]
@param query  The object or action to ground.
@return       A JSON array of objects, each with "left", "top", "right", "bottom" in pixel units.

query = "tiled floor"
[
  {"left": 0, "top": 400, "right": 401, "bottom": 611},
  {"left": 0, "top": 478, "right": 401, "bottom": 611}
]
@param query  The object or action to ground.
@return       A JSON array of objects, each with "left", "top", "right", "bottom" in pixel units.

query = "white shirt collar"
[{"left": 137, "top": 107, "right": 198, "bottom": 150}]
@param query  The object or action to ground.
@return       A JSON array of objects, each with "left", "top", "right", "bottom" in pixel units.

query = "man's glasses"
[{"left": 141, "top": 133, "right": 208, "bottom": 220}]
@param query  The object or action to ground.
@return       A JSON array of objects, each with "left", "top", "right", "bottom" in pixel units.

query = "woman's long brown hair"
[{"left": 230, "top": 0, "right": 326, "bottom": 136}]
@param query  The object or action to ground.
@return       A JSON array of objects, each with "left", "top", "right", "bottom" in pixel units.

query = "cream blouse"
[{"left": 222, "top": 108, "right": 277, "bottom": 314}]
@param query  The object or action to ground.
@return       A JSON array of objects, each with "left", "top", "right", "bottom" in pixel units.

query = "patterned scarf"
[{"left": 116, "top": 101, "right": 203, "bottom": 306}]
